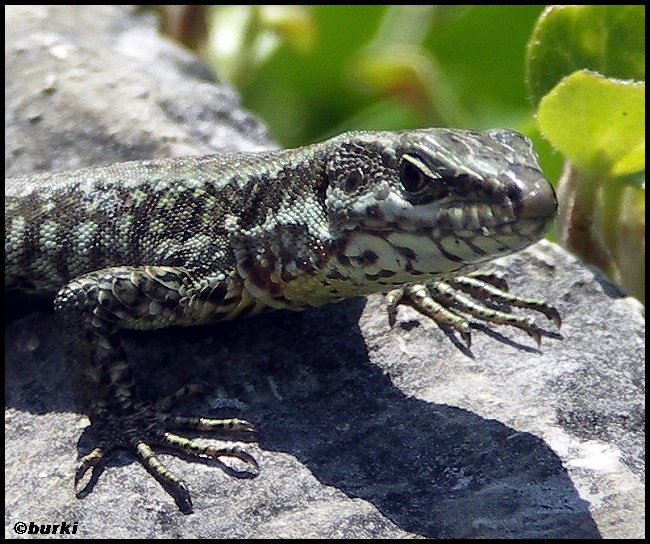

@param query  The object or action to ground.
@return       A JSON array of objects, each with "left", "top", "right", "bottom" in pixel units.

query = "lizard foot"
[
  {"left": 386, "top": 272, "right": 561, "bottom": 349},
  {"left": 74, "top": 394, "right": 258, "bottom": 514}
]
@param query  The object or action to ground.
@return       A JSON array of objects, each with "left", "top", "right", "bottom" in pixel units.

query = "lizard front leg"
[
  {"left": 386, "top": 272, "right": 561, "bottom": 349},
  {"left": 54, "top": 265, "right": 258, "bottom": 513}
]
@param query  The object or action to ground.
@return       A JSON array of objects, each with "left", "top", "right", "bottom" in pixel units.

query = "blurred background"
[{"left": 156, "top": 6, "right": 553, "bottom": 154}]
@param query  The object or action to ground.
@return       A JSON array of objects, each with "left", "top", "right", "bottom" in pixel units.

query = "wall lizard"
[{"left": 5, "top": 127, "right": 560, "bottom": 513}]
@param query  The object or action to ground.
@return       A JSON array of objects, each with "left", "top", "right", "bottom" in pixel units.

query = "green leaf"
[
  {"left": 537, "top": 70, "right": 645, "bottom": 176},
  {"left": 527, "top": 5, "right": 645, "bottom": 105}
]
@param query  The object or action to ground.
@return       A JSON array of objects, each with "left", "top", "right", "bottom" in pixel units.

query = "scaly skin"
[{"left": 5, "top": 128, "right": 560, "bottom": 513}]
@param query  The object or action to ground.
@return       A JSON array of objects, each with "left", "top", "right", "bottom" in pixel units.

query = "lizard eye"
[{"left": 399, "top": 153, "right": 434, "bottom": 194}]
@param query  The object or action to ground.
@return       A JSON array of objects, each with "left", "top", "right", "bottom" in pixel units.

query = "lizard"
[{"left": 5, "top": 127, "right": 561, "bottom": 513}]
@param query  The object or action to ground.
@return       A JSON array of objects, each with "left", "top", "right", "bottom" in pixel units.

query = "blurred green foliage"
[
  {"left": 159, "top": 6, "right": 552, "bottom": 145},
  {"left": 528, "top": 5, "right": 645, "bottom": 303}
]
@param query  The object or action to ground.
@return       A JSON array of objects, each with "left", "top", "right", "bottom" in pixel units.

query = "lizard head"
[{"left": 322, "top": 128, "right": 557, "bottom": 291}]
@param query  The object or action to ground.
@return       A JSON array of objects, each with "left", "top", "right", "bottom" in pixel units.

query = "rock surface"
[{"left": 5, "top": 5, "right": 644, "bottom": 539}]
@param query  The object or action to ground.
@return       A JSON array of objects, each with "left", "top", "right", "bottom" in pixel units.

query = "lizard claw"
[{"left": 75, "top": 446, "right": 105, "bottom": 498}]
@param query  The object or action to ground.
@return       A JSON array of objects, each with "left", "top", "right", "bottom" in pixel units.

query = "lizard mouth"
[
  {"left": 329, "top": 172, "right": 557, "bottom": 282},
  {"left": 339, "top": 156, "right": 557, "bottom": 258}
]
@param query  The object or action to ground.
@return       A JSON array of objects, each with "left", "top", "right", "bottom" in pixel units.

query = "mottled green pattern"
[{"left": 5, "top": 128, "right": 560, "bottom": 512}]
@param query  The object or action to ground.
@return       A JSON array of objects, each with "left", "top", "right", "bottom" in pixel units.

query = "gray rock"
[{"left": 5, "top": 5, "right": 644, "bottom": 539}]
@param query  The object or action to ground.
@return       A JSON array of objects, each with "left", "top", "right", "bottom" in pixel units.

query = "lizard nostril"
[{"left": 518, "top": 174, "right": 558, "bottom": 223}]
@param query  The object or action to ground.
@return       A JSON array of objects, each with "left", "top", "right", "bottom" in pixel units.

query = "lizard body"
[{"left": 5, "top": 128, "right": 560, "bottom": 512}]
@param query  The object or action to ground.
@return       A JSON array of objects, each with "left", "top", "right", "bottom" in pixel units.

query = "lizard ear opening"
[
  {"left": 325, "top": 141, "right": 389, "bottom": 197},
  {"left": 343, "top": 169, "right": 364, "bottom": 193}
]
